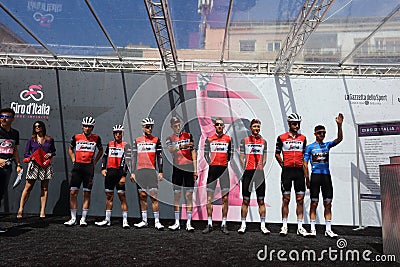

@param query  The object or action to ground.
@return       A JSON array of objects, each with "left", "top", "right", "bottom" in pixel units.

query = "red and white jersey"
[
  {"left": 166, "top": 132, "right": 194, "bottom": 166},
  {"left": 204, "top": 134, "right": 232, "bottom": 167},
  {"left": 275, "top": 132, "right": 306, "bottom": 168},
  {"left": 133, "top": 135, "right": 162, "bottom": 170},
  {"left": 70, "top": 133, "right": 102, "bottom": 164},
  {"left": 240, "top": 135, "right": 267, "bottom": 170},
  {"left": 102, "top": 141, "right": 127, "bottom": 169}
]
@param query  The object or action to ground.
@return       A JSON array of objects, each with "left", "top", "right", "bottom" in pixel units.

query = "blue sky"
[{"left": 1, "top": 0, "right": 399, "bottom": 53}]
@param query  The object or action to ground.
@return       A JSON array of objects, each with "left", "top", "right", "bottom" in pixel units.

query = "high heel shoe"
[{"left": 17, "top": 211, "right": 23, "bottom": 219}]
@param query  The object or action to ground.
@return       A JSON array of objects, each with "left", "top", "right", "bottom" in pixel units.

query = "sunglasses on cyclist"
[{"left": 0, "top": 114, "right": 12, "bottom": 119}]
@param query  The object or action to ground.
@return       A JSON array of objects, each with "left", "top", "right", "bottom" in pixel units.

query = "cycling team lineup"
[{"left": 0, "top": 106, "right": 344, "bottom": 238}]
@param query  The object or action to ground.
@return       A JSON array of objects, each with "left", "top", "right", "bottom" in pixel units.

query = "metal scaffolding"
[
  {"left": 144, "top": 0, "right": 189, "bottom": 129},
  {"left": 1, "top": 53, "right": 400, "bottom": 77},
  {"left": 275, "top": 0, "right": 335, "bottom": 74}
]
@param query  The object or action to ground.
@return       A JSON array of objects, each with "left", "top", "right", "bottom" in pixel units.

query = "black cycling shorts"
[
  {"left": 0, "top": 165, "right": 12, "bottom": 209},
  {"left": 241, "top": 169, "right": 266, "bottom": 200},
  {"left": 70, "top": 162, "right": 94, "bottom": 191},
  {"left": 104, "top": 168, "right": 126, "bottom": 193},
  {"left": 310, "top": 173, "right": 333, "bottom": 202},
  {"left": 280, "top": 167, "right": 305, "bottom": 195},
  {"left": 207, "top": 165, "right": 230, "bottom": 194},
  {"left": 172, "top": 164, "right": 194, "bottom": 191},
  {"left": 135, "top": 168, "right": 158, "bottom": 192}
]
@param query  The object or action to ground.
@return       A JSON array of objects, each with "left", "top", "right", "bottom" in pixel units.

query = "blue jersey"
[{"left": 304, "top": 140, "right": 337, "bottom": 174}]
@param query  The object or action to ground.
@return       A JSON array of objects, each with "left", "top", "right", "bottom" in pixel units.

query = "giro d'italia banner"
[
  {"left": 357, "top": 122, "right": 400, "bottom": 200},
  {"left": 1, "top": 68, "right": 399, "bottom": 226}
]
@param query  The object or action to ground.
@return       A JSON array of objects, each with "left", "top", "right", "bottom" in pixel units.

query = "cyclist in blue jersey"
[{"left": 303, "top": 113, "right": 343, "bottom": 238}]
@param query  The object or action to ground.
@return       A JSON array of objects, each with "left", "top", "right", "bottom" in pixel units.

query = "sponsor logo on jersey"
[
  {"left": 0, "top": 139, "right": 15, "bottom": 154},
  {"left": 138, "top": 143, "right": 156, "bottom": 152},
  {"left": 76, "top": 141, "right": 96, "bottom": 152},
  {"left": 245, "top": 144, "right": 264, "bottom": 154},
  {"left": 109, "top": 147, "right": 124, "bottom": 158},
  {"left": 210, "top": 142, "right": 229, "bottom": 152},
  {"left": 312, "top": 152, "right": 329, "bottom": 164},
  {"left": 283, "top": 141, "right": 303, "bottom": 151}
]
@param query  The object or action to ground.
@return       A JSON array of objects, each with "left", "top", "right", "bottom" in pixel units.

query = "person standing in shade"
[
  {"left": 64, "top": 116, "right": 103, "bottom": 226},
  {"left": 18, "top": 121, "right": 56, "bottom": 219},
  {"left": 96, "top": 124, "right": 130, "bottom": 229},
  {"left": 237, "top": 119, "right": 270, "bottom": 235},
  {"left": 303, "top": 113, "right": 344, "bottom": 238},
  {"left": 166, "top": 117, "right": 197, "bottom": 232},
  {"left": 130, "top": 118, "right": 164, "bottom": 230},
  {"left": 275, "top": 113, "right": 308, "bottom": 237},
  {"left": 0, "top": 108, "right": 22, "bottom": 233},
  {"left": 202, "top": 118, "right": 233, "bottom": 235}
]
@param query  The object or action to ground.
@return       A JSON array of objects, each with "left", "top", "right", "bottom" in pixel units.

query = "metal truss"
[
  {"left": 144, "top": 0, "right": 178, "bottom": 71},
  {"left": 1, "top": 54, "right": 400, "bottom": 77},
  {"left": 275, "top": 0, "right": 335, "bottom": 74},
  {"left": 274, "top": 75, "right": 298, "bottom": 132},
  {"left": 143, "top": 0, "right": 188, "bottom": 128}
]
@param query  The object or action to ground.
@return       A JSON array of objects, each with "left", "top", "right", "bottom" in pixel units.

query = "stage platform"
[{"left": 0, "top": 214, "right": 397, "bottom": 266}]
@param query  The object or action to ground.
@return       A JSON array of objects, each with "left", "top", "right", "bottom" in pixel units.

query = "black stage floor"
[{"left": 0, "top": 214, "right": 398, "bottom": 266}]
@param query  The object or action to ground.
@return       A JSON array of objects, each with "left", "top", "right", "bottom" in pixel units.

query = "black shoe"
[
  {"left": 221, "top": 225, "right": 229, "bottom": 235},
  {"left": 202, "top": 224, "right": 213, "bottom": 234},
  {"left": 0, "top": 225, "right": 7, "bottom": 233}
]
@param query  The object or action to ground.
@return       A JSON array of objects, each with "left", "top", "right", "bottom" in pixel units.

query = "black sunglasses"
[
  {"left": 144, "top": 125, "right": 153, "bottom": 129},
  {"left": 215, "top": 123, "right": 224, "bottom": 127}
]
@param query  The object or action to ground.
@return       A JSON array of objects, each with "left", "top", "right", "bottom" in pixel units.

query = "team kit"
[{"left": 1, "top": 107, "right": 344, "bottom": 238}]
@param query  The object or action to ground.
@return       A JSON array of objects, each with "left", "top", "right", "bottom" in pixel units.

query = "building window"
[
  {"left": 267, "top": 41, "right": 281, "bottom": 52},
  {"left": 354, "top": 39, "right": 369, "bottom": 54},
  {"left": 240, "top": 40, "right": 256, "bottom": 52}
]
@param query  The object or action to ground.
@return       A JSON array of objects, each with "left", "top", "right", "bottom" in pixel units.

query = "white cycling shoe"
[{"left": 95, "top": 220, "right": 111, "bottom": 227}]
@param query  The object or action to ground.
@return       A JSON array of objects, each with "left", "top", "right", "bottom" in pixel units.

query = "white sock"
[
  {"left": 187, "top": 211, "right": 192, "bottom": 223},
  {"left": 207, "top": 217, "right": 212, "bottom": 226},
  {"left": 241, "top": 218, "right": 246, "bottom": 228},
  {"left": 70, "top": 209, "right": 77, "bottom": 221},
  {"left": 154, "top": 211, "right": 160, "bottom": 223},
  {"left": 260, "top": 217, "right": 265, "bottom": 228},
  {"left": 311, "top": 220, "right": 316, "bottom": 231},
  {"left": 221, "top": 217, "right": 227, "bottom": 227},
  {"left": 105, "top": 210, "right": 111, "bottom": 222},
  {"left": 82, "top": 209, "right": 88, "bottom": 220},
  {"left": 141, "top": 211, "right": 147, "bottom": 223},
  {"left": 297, "top": 219, "right": 303, "bottom": 229},
  {"left": 174, "top": 211, "right": 180, "bottom": 224},
  {"left": 122, "top": 211, "right": 128, "bottom": 221},
  {"left": 282, "top": 218, "right": 288, "bottom": 228},
  {"left": 326, "top": 220, "right": 332, "bottom": 231}
]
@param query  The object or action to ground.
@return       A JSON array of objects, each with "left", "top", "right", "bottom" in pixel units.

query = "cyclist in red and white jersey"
[
  {"left": 130, "top": 118, "right": 164, "bottom": 230},
  {"left": 237, "top": 119, "right": 270, "bottom": 235},
  {"left": 64, "top": 116, "right": 103, "bottom": 227},
  {"left": 202, "top": 118, "right": 232, "bottom": 235},
  {"left": 95, "top": 124, "right": 130, "bottom": 229},
  {"left": 166, "top": 117, "right": 197, "bottom": 232},
  {"left": 275, "top": 113, "right": 308, "bottom": 237}
]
